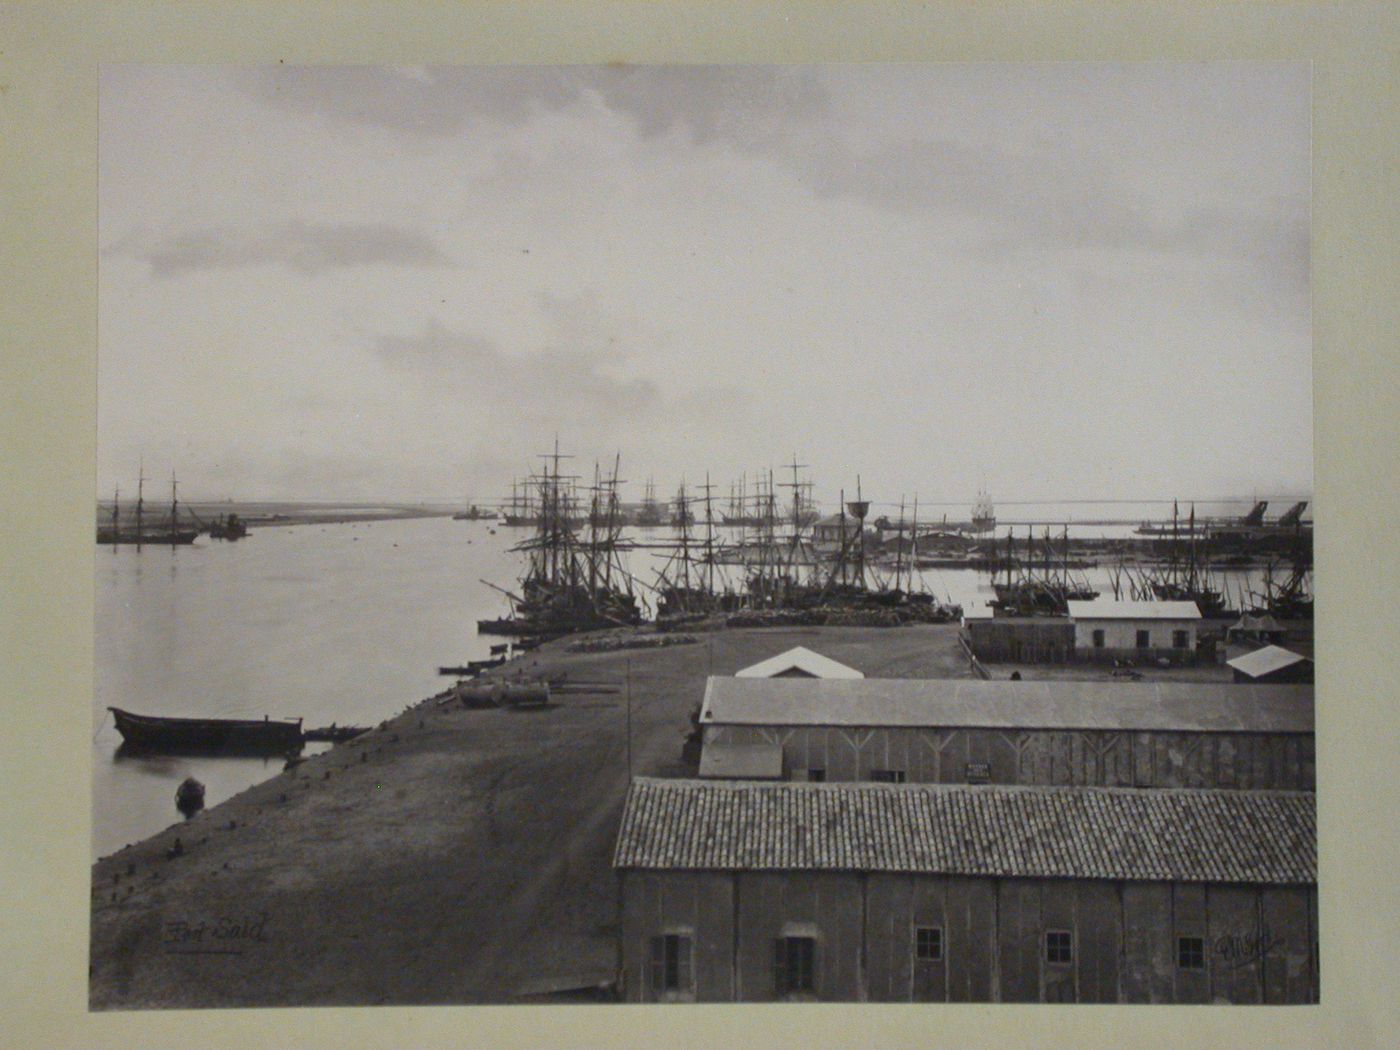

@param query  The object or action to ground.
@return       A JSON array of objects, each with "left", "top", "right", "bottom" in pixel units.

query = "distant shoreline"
[{"left": 95, "top": 502, "right": 460, "bottom": 530}]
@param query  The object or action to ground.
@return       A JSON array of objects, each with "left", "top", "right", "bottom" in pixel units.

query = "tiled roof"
[
  {"left": 614, "top": 779, "right": 1316, "bottom": 885},
  {"left": 698, "top": 676, "right": 1314, "bottom": 733},
  {"left": 735, "top": 646, "right": 865, "bottom": 680},
  {"left": 1066, "top": 600, "right": 1202, "bottom": 620}
]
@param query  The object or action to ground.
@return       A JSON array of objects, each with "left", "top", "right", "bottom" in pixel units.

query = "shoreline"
[{"left": 88, "top": 623, "right": 973, "bottom": 1007}]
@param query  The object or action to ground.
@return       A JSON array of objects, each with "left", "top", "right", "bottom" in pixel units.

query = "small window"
[
  {"left": 1045, "top": 930, "right": 1073, "bottom": 965},
  {"left": 649, "top": 933, "right": 693, "bottom": 997},
  {"left": 774, "top": 936, "right": 816, "bottom": 996},
  {"left": 807, "top": 768, "right": 826, "bottom": 783},
  {"left": 870, "top": 769, "right": 906, "bottom": 783},
  {"left": 1177, "top": 936, "right": 1205, "bottom": 970},
  {"left": 1091, "top": 629, "right": 1105, "bottom": 648},
  {"left": 914, "top": 926, "right": 943, "bottom": 962},
  {"left": 1172, "top": 629, "right": 1189, "bottom": 649},
  {"left": 1135, "top": 629, "right": 1151, "bottom": 649}
]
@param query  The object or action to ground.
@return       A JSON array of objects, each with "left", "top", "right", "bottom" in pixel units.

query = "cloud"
[
  {"left": 109, "top": 221, "right": 452, "bottom": 277},
  {"left": 371, "top": 319, "right": 661, "bottom": 429},
  {"left": 237, "top": 65, "right": 829, "bottom": 146},
  {"left": 234, "top": 66, "right": 1302, "bottom": 271},
  {"left": 797, "top": 134, "right": 1308, "bottom": 271}
]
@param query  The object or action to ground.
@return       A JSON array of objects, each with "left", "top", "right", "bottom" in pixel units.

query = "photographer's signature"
[{"left": 162, "top": 912, "right": 270, "bottom": 955}]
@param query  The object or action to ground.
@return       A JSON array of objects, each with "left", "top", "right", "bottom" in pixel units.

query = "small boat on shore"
[{"left": 109, "top": 706, "right": 304, "bottom": 755}]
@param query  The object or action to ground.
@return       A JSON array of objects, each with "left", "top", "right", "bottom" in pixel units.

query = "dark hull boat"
[
  {"left": 96, "top": 527, "right": 199, "bottom": 545},
  {"left": 109, "top": 706, "right": 304, "bottom": 756}
]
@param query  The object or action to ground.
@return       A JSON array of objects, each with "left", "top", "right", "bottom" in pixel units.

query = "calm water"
[
  {"left": 92, "top": 515, "right": 519, "bottom": 859},
  {"left": 92, "top": 502, "right": 1292, "bottom": 859}
]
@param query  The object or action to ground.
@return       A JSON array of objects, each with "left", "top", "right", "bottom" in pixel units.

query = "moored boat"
[{"left": 109, "top": 706, "right": 304, "bottom": 755}]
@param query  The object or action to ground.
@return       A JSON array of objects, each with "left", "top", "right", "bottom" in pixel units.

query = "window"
[
  {"left": 1091, "top": 629, "right": 1105, "bottom": 648},
  {"left": 1172, "top": 629, "right": 1190, "bottom": 649},
  {"left": 774, "top": 936, "right": 816, "bottom": 996},
  {"left": 1177, "top": 936, "right": 1205, "bottom": 970},
  {"left": 649, "top": 933, "right": 693, "bottom": 997},
  {"left": 1045, "top": 930, "right": 1073, "bottom": 965},
  {"left": 1135, "top": 629, "right": 1151, "bottom": 649},
  {"left": 914, "top": 926, "right": 943, "bottom": 962},
  {"left": 807, "top": 768, "right": 826, "bottom": 783},
  {"left": 870, "top": 769, "right": 906, "bottom": 783}
]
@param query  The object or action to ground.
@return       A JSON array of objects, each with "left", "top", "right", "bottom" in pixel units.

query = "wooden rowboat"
[{"left": 109, "top": 706, "right": 304, "bottom": 755}]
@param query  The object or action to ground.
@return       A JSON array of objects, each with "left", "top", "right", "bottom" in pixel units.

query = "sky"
[{"left": 98, "top": 63, "right": 1312, "bottom": 510}]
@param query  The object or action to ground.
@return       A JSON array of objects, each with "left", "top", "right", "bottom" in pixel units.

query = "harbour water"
[{"left": 92, "top": 500, "right": 1293, "bottom": 859}]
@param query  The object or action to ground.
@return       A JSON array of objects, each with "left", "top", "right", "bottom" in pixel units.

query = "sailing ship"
[
  {"left": 205, "top": 512, "right": 248, "bottom": 540},
  {"left": 989, "top": 526, "right": 1099, "bottom": 615},
  {"left": 634, "top": 478, "right": 666, "bottom": 527},
  {"left": 453, "top": 503, "right": 497, "bottom": 521},
  {"left": 478, "top": 444, "right": 642, "bottom": 636},
  {"left": 970, "top": 487, "right": 996, "bottom": 533},
  {"left": 96, "top": 467, "right": 199, "bottom": 546},
  {"left": 1136, "top": 503, "right": 1230, "bottom": 617}
]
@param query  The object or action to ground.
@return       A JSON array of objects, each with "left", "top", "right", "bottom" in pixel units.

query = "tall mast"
[
  {"left": 701, "top": 472, "right": 717, "bottom": 597},
  {"left": 893, "top": 496, "right": 905, "bottom": 596},
  {"left": 909, "top": 494, "right": 919, "bottom": 595},
  {"left": 780, "top": 453, "right": 808, "bottom": 576},
  {"left": 135, "top": 459, "right": 145, "bottom": 548},
  {"left": 852, "top": 476, "right": 866, "bottom": 590},
  {"left": 838, "top": 488, "right": 847, "bottom": 587}
]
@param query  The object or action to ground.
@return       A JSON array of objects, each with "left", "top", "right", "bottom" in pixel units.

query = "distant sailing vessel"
[
  {"left": 205, "top": 512, "right": 248, "bottom": 540},
  {"left": 634, "top": 478, "right": 666, "bottom": 527},
  {"left": 96, "top": 467, "right": 198, "bottom": 546},
  {"left": 970, "top": 488, "right": 996, "bottom": 533},
  {"left": 453, "top": 504, "right": 497, "bottom": 521}
]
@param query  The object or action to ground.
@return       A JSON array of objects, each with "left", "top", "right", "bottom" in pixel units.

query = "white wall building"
[{"left": 1065, "top": 600, "right": 1202, "bottom": 662}]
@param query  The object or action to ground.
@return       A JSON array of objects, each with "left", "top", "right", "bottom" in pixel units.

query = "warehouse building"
[
  {"left": 697, "top": 677, "right": 1314, "bottom": 790},
  {"left": 1065, "top": 599, "right": 1204, "bottom": 665},
  {"left": 614, "top": 779, "right": 1317, "bottom": 1004}
]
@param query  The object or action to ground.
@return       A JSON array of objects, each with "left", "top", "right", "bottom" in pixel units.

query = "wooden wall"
[
  {"left": 705, "top": 724, "right": 1315, "bottom": 790},
  {"left": 620, "top": 870, "right": 1319, "bottom": 1003}
]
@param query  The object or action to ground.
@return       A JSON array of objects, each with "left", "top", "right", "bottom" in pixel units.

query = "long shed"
[
  {"left": 615, "top": 778, "right": 1318, "bottom": 1004},
  {"left": 697, "top": 676, "right": 1314, "bottom": 790}
]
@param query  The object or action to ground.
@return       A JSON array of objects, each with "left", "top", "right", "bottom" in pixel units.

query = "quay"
[{"left": 89, "top": 624, "right": 971, "bottom": 1008}]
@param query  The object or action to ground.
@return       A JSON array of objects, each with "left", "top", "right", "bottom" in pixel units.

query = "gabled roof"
[
  {"left": 1066, "top": 600, "right": 1202, "bottom": 621},
  {"left": 1227, "top": 645, "right": 1312, "bottom": 679},
  {"left": 698, "top": 742, "right": 784, "bottom": 780},
  {"left": 614, "top": 779, "right": 1316, "bottom": 885},
  {"left": 734, "top": 646, "right": 865, "bottom": 680},
  {"left": 699, "top": 676, "right": 1313, "bottom": 734}
]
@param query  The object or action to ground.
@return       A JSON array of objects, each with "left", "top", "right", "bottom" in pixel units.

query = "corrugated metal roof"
[
  {"left": 1227, "top": 645, "right": 1311, "bottom": 678},
  {"left": 698, "top": 742, "right": 785, "bottom": 779},
  {"left": 613, "top": 779, "right": 1316, "bottom": 885},
  {"left": 1066, "top": 600, "right": 1202, "bottom": 620},
  {"left": 735, "top": 646, "right": 865, "bottom": 680},
  {"left": 698, "top": 676, "right": 1313, "bottom": 733}
]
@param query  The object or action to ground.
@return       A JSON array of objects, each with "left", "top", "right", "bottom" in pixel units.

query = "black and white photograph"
[{"left": 82, "top": 60, "right": 1324, "bottom": 1010}]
